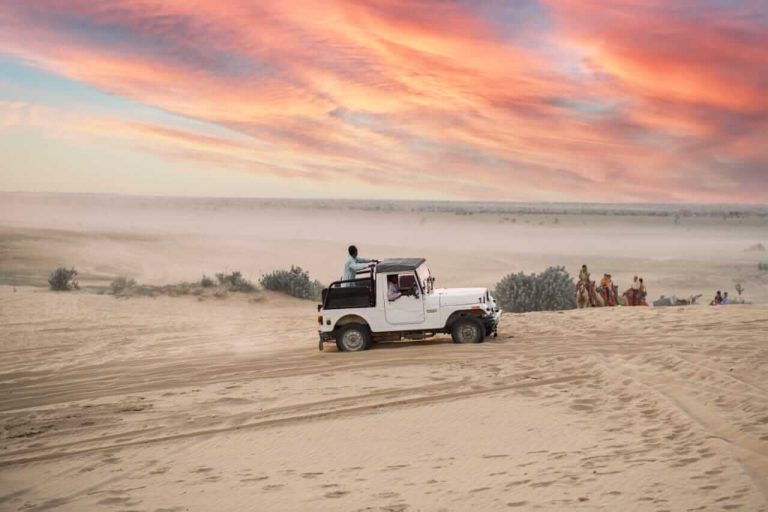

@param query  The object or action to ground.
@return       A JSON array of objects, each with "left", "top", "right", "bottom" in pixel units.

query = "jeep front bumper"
[{"left": 483, "top": 310, "right": 502, "bottom": 337}]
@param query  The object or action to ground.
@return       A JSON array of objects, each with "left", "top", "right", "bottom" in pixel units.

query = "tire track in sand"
[{"left": 0, "top": 373, "right": 589, "bottom": 467}]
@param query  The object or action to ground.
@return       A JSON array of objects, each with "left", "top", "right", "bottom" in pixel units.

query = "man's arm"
[
  {"left": 355, "top": 256, "right": 373, "bottom": 264},
  {"left": 349, "top": 260, "right": 373, "bottom": 272}
]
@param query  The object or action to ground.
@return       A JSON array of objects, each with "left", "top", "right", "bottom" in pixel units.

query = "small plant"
[
  {"left": 260, "top": 266, "right": 324, "bottom": 300},
  {"left": 215, "top": 271, "right": 256, "bottom": 292},
  {"left": 494, "top": 266, "right": 576, "bottom": 312},
  {"left": 110, "top": 276, "right": 137, "bottom": 295},
  {"left": 200, "top": 275, "right": 215, "bottom": 288},
  {"left": 759, "top": 262, "right": 768, "bottom": 272},
  {"left": 735, "top": 282, "right": 744, "bottom": 298},
  {"left": 48, "top": 267, "right": 79, "bottom": 291}
]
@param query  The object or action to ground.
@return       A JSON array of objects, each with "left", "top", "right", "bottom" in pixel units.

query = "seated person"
[
  {"left": 600, "top": 274, "right": 616, "bottom": 305},
  {"left": 387, "top": 274, "right": 402, "bottom": 301},
  {"left": 579, "top": 264, "right": 590, "bottom": 284},
  {"left": 721, "top": 292, "right": 730, "bottom": 305},
  {"left": 638, "top": 278, "right": 648, "bottom": 305},
  {"left": 710, "top": 290, "right": 722, "bottom": 305}
]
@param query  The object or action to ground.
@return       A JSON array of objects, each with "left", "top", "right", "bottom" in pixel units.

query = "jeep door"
[{"left": 384, "top": 272, "right": 425, "bottom": 325}]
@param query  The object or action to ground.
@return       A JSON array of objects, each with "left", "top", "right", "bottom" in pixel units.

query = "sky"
[{"left": 0, "top": 0, "right": 766, "bottom": 203}]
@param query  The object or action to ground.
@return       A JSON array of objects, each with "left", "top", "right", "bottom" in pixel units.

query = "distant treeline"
[{"left": 4, "top": 192, "right": 767, "bottom": 218}]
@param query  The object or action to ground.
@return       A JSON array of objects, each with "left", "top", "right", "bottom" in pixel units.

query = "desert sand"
[{"left": 1, "top": 193, "right": 767, "bottom": 511}]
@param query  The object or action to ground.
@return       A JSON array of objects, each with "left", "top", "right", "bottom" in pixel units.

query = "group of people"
[
  {"left": 578, "top": 265, "right": 648, "bottom": 306},
  {"left": 710, "top": 290, "right": 731, "bottom": 305},
  {"left": 626, "top": 275, "right": 648, "bottom": 306}
]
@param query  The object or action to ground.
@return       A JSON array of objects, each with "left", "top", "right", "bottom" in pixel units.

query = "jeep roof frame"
[{"left": 374, "top": 258, "right": 426, "bottom": 274}]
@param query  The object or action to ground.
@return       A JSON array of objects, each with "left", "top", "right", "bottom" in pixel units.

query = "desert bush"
[
  {"left": 215, "top": 271, "right": 256, "bottom": 292},
  {"left": 200, "top": 275, "right": 215, "bottom": 288},
  {"left": 259, "top": 266, "right": 324, "bottom": 300},
  {"left": 494, "top": 266, "right": 576, "bottom": 313},
  {"left": 759, "top": 262, "right": 768, "bottom": 272},
  {"left": 48, "top": 267, "right": 79, "bottom": 291},
  {"left": 110, "top": 276, "right": 137, "bottom": 294}
]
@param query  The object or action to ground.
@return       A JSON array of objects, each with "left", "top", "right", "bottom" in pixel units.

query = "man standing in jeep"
[{"left": 341, "top": 245, "right": 375, "bottom": 286}]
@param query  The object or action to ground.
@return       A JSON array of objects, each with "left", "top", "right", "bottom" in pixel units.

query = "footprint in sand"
[
  {"left": 324, "top": 490, "right": 349, "bottom": 498},
  {"left": 241, "top": 476, "right": 269, "bottom": 482},
  {"left": 382, "top": 464, "right": 409, "bottom": 471},
  {"left": 96, "top": 496, "right": 140, "bottom": 506}
]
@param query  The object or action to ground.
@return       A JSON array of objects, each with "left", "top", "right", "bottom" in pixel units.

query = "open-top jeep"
[{"left": 317, "top": 258, "right": 501, "bottom": 351}]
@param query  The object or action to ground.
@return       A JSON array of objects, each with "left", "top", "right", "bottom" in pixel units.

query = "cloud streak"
[{"left": 0, "top": 0, "right": 765, "bottom": 202}]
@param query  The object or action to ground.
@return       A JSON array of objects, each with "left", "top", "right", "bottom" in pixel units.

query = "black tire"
[
  {"left": 335, "top": 324, "right": 372, "bottom": 352},
  {"left": 451, "top": 317, "right": 485, "bottom": 344}
]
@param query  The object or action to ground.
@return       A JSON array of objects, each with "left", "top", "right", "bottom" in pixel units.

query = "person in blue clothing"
[{"left": 341, "top": 245, "right": 376, "bottom": 286}]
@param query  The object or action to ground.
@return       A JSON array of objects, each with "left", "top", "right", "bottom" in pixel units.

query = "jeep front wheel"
[
  {"left": 336, "top": 324, "right": 372, "bottom": 352},
  {"left": 451, "top": 317, "right": 484, "bottom": 344}
]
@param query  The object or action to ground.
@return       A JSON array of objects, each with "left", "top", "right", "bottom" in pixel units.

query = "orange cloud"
[{"left": 0, "top": 0, "right": 765, "bottom": 202}]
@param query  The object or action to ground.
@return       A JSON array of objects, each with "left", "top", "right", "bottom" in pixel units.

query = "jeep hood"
[{"left": 436, "top": 287, "right": 488, "bottom": 307}]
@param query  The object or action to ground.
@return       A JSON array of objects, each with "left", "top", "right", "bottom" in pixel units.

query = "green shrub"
[
  {"left": 215, "top": 271, "right": 256, "bottom": 292},
  {"left": 110, "top": 276, "right": 137, "bottom": 294},
  {"left": 494, "top": 266, "right": 576, "bottom": 312},
  {"left": 200, "top": 275, "right": 215, "bottom": 288},
  {"left": 759, "top": 262, "right": 768, "bottom": 272},
  {"left": 260, "top": 266, "right": 324, "bottom": 300},
  {"left": 48, "top": 267, "right": 79, "bottom": 291}
]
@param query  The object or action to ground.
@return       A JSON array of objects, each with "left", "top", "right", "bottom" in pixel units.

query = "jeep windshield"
[{"left": 416, "top": 264, "right": 434, "bottom": 294}]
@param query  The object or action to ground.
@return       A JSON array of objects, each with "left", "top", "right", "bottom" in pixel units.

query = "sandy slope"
[{"left": 1, "top": 287, "right": 766, "bottom": 511}]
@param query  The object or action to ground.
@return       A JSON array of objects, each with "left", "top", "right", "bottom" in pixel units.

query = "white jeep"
[{"left": 317, "top": 258, "right": 501, "bottom": 352}]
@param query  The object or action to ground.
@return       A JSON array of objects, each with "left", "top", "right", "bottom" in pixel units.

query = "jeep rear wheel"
[
  {"left": 336, "top": 324, "right": 372, "bottom": 352},
  {"left": 451, "top": 317, "right": 484, "bottom": 344}
]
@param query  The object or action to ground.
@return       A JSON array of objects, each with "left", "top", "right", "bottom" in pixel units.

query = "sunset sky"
[{"left": 0, "top": 1, "right": 766, "bottom": 203}]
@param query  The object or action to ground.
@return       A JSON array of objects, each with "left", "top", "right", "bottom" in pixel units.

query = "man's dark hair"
[{"left": 348, "top": 245, "right": 358, "bottom": 257}]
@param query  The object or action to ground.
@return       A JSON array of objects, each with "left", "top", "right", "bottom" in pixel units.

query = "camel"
[
  {"left": 576, "top": 281, "right": 591, "bottom": 308},
  {"left": 598, "top": 284, "right": 618, "bottom": 306},
  {"left": 576, "top": 281, "right": 605, "bottom": 308},
  {"left": 621, "top": 288, "right": 648, "bottom": 306}
]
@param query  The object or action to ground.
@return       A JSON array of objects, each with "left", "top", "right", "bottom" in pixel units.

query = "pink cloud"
[{"left": 0, "top": 0, "right": 765, "bottom": 202}]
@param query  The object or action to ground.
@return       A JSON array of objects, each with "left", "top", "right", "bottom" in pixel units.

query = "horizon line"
[{"left": 3, "top": 190, "right": 767, "bottom": 209}]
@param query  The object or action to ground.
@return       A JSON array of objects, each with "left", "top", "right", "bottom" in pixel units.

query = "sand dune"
[
  {"left": 1, "top": 287, "right": 766, "bottom": 511},
  {"left": 1, "top": 194, "right": 767, "bottom": 510}
]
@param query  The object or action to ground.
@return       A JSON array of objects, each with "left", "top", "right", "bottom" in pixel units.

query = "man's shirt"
[
  {"left": 387, "top": 281, "right": 402, "bottom": 301},
  {"left": 342, "top": 255, "right": 372, "bottom": 282}
]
